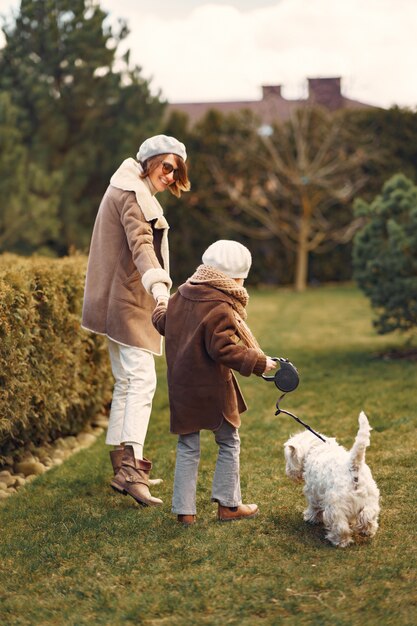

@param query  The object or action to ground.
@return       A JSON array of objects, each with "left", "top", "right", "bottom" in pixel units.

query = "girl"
[{"left": 152, "top": 240, "right": 276, "bottom": 524}]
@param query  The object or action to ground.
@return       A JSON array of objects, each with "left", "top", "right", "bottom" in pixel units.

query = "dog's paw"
[{"left": 303, "top": 508, "right": 323, "bottom": 525}]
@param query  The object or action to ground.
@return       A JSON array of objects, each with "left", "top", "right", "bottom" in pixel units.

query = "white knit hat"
[
  {"left": 137, "top": 134, "right": 187, "bottom": 163},
  {"left": 202, "top": 240, "right": 252, "bottom": 279}
]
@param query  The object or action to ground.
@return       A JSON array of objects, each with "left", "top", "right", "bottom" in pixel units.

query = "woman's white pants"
[{"left": 105, "top": 339, "right": 157, "bottom": 450}]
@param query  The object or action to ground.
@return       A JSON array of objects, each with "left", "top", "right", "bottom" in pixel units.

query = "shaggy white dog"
[{"left": 284, "top": 411, "right": 380, "bottom": 547}]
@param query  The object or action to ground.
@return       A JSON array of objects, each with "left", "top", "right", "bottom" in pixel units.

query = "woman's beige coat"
[
  {"left": 152, "top": 283, "right": 266, "bottom": 434},
  {"left": 82, "top": 158, "right": 172, "bottom": 354}
]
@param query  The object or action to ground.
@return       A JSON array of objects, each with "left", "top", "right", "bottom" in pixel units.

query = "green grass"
[{"left": 1, "top": 285, "right": 416, "bottom": 626}]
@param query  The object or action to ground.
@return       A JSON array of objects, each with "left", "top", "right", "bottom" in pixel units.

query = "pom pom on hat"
[
  {"left": 202, "top": 240, "right": 252, "bottom": 279},
  {"left": 137, "top": 134, "right": 187, "bottom": 163}
]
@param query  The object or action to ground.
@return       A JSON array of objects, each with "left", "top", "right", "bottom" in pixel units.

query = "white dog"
[{"left": 284, "top": 411, "right": 380, "bottom": 547}]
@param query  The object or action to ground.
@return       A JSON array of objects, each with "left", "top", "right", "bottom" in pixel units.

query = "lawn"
[{"left": 0, "top": 285, "right": 416, "bottom": 626}]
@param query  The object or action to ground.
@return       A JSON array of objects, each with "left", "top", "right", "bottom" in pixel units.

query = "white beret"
[
  {"left": 202, "top": 240, "right": 252, "bottom": 279},
  {"left": 137, "top": 134, "right": 187, "bottom": 163}
]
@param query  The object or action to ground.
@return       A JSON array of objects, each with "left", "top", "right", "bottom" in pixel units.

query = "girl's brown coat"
[{"left": 152, "top": 283, "right": 266, "bottom": 434}]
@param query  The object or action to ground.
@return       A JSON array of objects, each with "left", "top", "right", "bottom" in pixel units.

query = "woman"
[{"left": 82, "top": 134, "right": 190, "bottom": 507}]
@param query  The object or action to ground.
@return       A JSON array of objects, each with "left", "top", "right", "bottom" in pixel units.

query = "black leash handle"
[{"left": 275, "top": 394, "right": 326, "bottom": 443}]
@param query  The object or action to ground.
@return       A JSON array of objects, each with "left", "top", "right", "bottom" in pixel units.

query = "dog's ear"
[{"left": 285, "top": 444, "right": 298, "bottom": 459}]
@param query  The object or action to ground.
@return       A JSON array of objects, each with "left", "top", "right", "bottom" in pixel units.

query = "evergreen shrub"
[
  {"left": 0, "top": 254, "right": 112, "bottom": 461},
  {"left": 353, "top": 174, "right": 417, "bottom": 334}
]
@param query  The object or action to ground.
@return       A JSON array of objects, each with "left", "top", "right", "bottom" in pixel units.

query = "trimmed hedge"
[{"left": 0, "top": 254, "right": 112, "bottom": 462}]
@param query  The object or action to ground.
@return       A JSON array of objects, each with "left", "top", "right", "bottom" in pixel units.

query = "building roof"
[{"left": 166, "top": 77, "right": 375, "bottom": 126}]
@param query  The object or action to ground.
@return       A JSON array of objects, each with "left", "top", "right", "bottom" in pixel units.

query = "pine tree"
[
  {"left": 342, "top": 106, "right": 417, "bottom": 201},
  {"left": 0, "top": 91, "right": 60, "bottom": 254},
  {"left": 353, "top": 174, "right": 417, "bottom": 334},
  {"left": 0, "top": 0, "right": 165, "bottom": 253}
]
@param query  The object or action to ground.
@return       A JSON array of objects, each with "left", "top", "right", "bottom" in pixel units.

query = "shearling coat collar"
[{"left": 110, "top": 158, "right": 169, "bottom": 230}]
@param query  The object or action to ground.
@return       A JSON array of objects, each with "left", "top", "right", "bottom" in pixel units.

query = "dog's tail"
[{"left": 349, "top": 411, "right": 372, "bottom": 476}]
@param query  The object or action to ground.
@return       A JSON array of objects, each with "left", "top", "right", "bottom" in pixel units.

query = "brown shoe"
[
  {"left": 110, "top": 448, "right": 163, "bottom": 486},
  {"left": 111, "top": 446, "right": 163, "bottom": 507},
  {"left": 177, "top": 514, "right": 196, "bottom": 526},
  {"left": 110, "top": 449, "right": 124, "bottom": 475},
  {"left": 218, "top": 503, "right": 259, "bottom": 522}
]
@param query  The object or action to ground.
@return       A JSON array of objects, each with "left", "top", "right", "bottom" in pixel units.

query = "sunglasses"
[{"left": 161, "top": 161, "right": 180, "bottom": 181}]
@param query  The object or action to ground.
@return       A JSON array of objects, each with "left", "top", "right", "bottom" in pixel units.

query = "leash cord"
[{"left": 275, "top": 394, "right": 326, "bottom": 443}]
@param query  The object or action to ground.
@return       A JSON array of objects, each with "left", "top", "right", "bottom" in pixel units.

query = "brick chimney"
[
  {"left": 262, "top": 85, "right": 282, "bottom": 100},
  {"left": 307, "top": 77, "right": 343, "bottom": 110}
]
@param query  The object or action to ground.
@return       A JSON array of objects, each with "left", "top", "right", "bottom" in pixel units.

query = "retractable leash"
[{"left": 262, "top": 357, "right": 326, "bottom": 443}]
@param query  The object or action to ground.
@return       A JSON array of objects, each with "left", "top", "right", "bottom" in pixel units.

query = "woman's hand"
[
  {"left": 263, "top": 357, "right": 278, "bottom": 373},
  {"left": 155, "top": 296, "right": 168, "bottom": 307},
  {"left": 151, "top": 300, "right": 168, "bottom": 335}
]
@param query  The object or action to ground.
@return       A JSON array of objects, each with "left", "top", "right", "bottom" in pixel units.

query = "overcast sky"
[{"left": 1, "top": 0, "right": 416, "bottom": 108}]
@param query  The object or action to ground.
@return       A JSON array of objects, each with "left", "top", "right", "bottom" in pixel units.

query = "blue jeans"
[{"left": 172, "top": 419, "right": 242, "bottom": 515}]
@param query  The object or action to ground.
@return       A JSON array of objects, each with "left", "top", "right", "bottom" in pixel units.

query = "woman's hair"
[{"left": 139, "top": 154, "right": 191, "bottom": 198}]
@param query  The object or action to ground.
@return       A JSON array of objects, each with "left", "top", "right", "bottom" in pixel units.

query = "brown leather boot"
[
  {"left": 110, "top": 448, "right": 163, "bottom": 486},
  {"left": 110, "top": 449, "right": 124, "bottom": 475},
  {"left": 218, "top": 503, "right": 258, "bottom": 522},
  {"left": 111, "top": 446, "right": 163, "bottom": 507},
  {"left": 143, "top": 457, "right": 164, "bottom": 487},
  {"left": 177, "top": 514, "right": 196, "bottom": 526}
]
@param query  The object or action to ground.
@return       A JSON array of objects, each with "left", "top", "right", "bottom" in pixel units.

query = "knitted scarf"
[{"left": 188, "top": 265, "right": 263, "bottom": 354}]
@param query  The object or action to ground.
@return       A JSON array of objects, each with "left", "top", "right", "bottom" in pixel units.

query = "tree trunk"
[{"left": 294, "top": 194, "right": 312, "bottom": 292}]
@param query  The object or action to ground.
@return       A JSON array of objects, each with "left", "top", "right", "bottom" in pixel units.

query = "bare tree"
[{"left": 211, "top": 107, "right": 368, "bottom": 291}]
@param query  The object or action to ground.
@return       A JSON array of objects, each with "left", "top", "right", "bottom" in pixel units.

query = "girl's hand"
[{"left": 264, "top": 357, "right": 278, "bottom": 373}]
